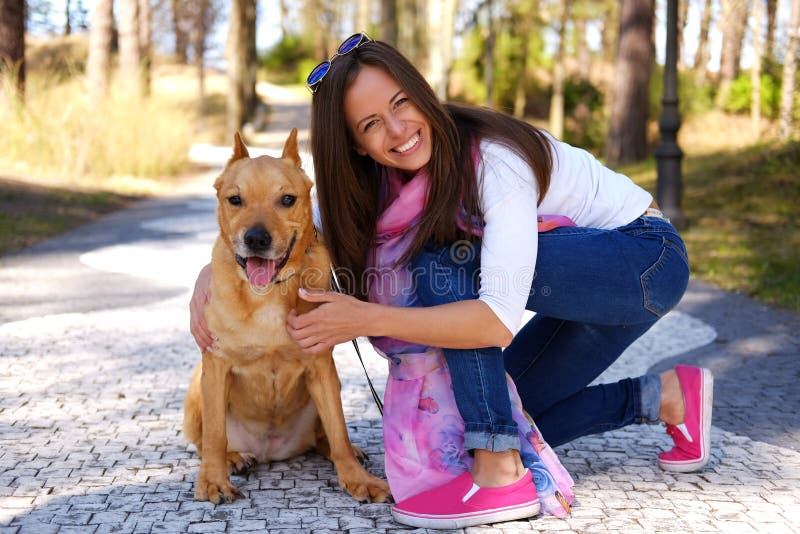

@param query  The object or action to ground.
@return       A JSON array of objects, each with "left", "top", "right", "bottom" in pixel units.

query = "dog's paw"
[
  {"left": 340, "top": 472, "right": 392, "bottom": 503},
  {"left": 195, "top": 474, "right": 244, "bottom": 504},
  {"left": 227, "top": 452, "right": 257, "bottom": 475}
]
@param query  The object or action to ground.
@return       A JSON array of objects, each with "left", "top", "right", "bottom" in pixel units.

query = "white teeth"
[{"left": 395, "top": 134, "right": 419, "bottom": 153}]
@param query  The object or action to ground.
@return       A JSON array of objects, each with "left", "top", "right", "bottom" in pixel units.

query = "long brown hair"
[{"left": 310, "top": 40, "right": 552, "bottom": 299}]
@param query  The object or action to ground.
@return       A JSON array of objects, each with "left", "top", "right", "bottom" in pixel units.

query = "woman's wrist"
[{"left": 360, "top": 300, "right": 388, "bottom": 338}]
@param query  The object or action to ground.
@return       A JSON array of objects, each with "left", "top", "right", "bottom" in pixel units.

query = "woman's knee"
[{"left": 410, "top": 241, "right": 481, "bottom": 305}]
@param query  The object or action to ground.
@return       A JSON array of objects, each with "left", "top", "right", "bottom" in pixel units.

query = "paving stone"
[
  {"left": 187, "top": 522, "right": 226, "bottom": 533},
  {"left": 17, "top": 524, "right": 59, "bottom": 534}
]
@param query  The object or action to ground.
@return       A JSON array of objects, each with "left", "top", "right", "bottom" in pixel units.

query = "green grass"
[
  {"left": 620, "top": 140, "right": 800, "bottom": 311},
  {"left": 0, "top": 177, "right": 139, "bottom": 255}
]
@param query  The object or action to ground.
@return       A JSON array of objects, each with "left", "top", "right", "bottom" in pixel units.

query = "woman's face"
[{"left": 343, "top": 65, "right": 433, "bottom": 175}]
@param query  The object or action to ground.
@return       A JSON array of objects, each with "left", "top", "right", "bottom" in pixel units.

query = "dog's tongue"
[{"left": 245, "top": 257, "right": 278, "bottom": 286}]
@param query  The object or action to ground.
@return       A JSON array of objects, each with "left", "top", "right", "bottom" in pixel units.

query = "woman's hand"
[
  {"left": 189, "top": 263, "right": 214, "bottom": 350},
  {"left": 287, "top": 288, "right": 373, "bottom": 354}
]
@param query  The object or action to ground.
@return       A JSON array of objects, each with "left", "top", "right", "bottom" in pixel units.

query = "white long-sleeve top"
[
  {"left": 475, "top": 136, "right": 653, "bottom": 333},
  {"left": 312, "top": 135, "right": 653, "bottom": 335}
]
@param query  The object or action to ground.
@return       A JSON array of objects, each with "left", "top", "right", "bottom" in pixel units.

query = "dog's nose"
[{"left": 244, "top": 225, "right": 272, "bottom": 252}]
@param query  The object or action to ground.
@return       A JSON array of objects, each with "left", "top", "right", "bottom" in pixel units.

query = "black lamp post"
[{"left": 655, "top": 0, "right": 687, "bottom": 229}]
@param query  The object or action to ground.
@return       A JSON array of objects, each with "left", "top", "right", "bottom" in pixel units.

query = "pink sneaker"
[
  {"left": 390, "top": 469, "right": 540, "bottom": 529},
  {"left": 658, "top": 365, "right": 714, "bottom": 472}
]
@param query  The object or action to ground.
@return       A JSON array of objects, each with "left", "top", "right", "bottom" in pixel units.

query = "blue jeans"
[{"left": 410, "top": 215, "right": 689, "bottom": 449}]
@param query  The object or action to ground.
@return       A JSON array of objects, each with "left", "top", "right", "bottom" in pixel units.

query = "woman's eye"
[
  {"left": 228, "top": 195, "right": 242, "bottom": 206},
  {"left": 280, "top": 194, "right": 297, "bottom": 207},
  {"left": 395, "top": 97, "right": 408, "bottom": 107},
  {"left": 364, "top": 119, "right": 379, "bottom": 132}
]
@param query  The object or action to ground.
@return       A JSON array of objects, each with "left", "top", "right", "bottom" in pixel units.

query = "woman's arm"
[
  {"left": 189, "top": 263, "right": 214, "bottom": 350},
  {"left": 286, "top": 288, "right": 512, "bottom": 354}
]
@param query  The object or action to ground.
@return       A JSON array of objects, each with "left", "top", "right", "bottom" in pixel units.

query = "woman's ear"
[{"left": 353, "top": 144, "right": 368, "bottom": 156}]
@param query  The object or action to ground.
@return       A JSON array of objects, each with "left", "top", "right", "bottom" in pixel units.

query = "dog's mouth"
[{"left": 236, "top": 233, "right": 297, "bottom": 287}]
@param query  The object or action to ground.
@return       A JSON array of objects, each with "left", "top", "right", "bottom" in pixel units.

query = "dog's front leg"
[
  {"left": 306, "top": 355, "right": 391, "bottom": 503},
  {"left": 196, "top": 352, "right": 241, "bottom": 504}
]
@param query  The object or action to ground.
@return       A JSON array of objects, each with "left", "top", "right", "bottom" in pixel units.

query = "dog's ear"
[
  {"left": 229, "top": 132, "right": 250, "bottom": 164},
  {"left": 282, "top": 128, "right": 301, "bottom": 168}
]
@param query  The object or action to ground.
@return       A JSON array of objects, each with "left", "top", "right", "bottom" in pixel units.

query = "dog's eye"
[
  {"left": 228, "top": 195, "right": 242, "bottom": 206},
  {"left": 280, "top": 195, "right": 296, "bottom": 207}
]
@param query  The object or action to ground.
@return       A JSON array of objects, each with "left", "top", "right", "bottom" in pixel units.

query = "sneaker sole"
[
  {"left": 391, "top": 500, "right": 541, "bottom": 529},
  {"left": 658, "top": 368, "right": 714, "bottom": 472}
]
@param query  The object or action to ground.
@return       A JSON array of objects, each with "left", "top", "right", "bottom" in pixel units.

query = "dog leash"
[{"left": 329, "top": 265, "right": 384, "bottom": 415}]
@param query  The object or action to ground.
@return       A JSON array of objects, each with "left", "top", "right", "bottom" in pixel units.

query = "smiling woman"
[{"left": 191, "top": 36, "right": 713, "bottom": 531}]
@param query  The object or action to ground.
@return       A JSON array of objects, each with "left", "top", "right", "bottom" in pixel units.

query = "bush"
[
  {"left": 649, "top": 67, "right": 716, "bottom": 118},
  {"left": 296, "top": 58, "right": 319, "bottom": 86},
  {"left": 26, "top": 34, "right": 88, "bottom": 82},
  {"left": 561, "top": 77, "right": 605, "bottom": 150},
  {"left": 261, "top": 34, "right": 315, "bottom": 84},
  {"left": 563, "top": 77, "right": 603, "bottom": 114},
  {"left": 723, "top": 72, "right": 781, "bottom": 118},
  {"left": 448, "top": 26, "right": 548, "bottom": 113}
]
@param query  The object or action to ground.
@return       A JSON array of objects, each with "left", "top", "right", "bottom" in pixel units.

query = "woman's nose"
[{"left": 385, "top": 115, "right": 405, "bottom": 137}]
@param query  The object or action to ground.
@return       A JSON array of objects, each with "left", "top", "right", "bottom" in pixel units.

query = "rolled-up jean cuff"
[
  {"left": 463, "top": 426, "right": 520, "bottom": 452},
  {"left": 638, "top": 373, "right": 662, "bottom": 424}
]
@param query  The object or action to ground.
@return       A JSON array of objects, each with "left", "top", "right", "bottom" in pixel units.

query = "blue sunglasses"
[{"left": 305, "top": 33, "right": 373, "bottom": 94}]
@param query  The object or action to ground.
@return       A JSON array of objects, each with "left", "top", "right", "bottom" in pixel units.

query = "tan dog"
[{"left": 183, "top": 129, "right": 390, "bottom": 505}]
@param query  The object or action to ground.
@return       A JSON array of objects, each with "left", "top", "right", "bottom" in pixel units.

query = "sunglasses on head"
[{"left": 305, "top": 32, "right": 373, "bottom": 94}]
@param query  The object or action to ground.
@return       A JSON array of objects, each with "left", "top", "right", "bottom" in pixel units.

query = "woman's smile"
[{"left": 392, "top": 132, "right": 421, "bottom": 154}]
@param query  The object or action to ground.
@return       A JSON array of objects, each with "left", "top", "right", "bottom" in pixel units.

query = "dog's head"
[{"left": 214, "top": 128, "right": 314, "bottom": 289}]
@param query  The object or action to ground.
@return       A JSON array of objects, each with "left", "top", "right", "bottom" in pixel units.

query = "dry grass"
[
  {"left": 0, "top": 35, "right": 229, "bottom": 195},
  {"left": 0, "top": 36, "right": 230, "bottom": 255}
]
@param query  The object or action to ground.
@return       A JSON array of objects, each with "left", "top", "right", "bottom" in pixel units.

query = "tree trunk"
[
  {"left": 765, "top": 0, "right": 777, "bottom": 62},
  {"left": 414, "top": 0, "right": 428, "bottom": 67},
  {"left": 779, "top": 0, "right": 800, "bottom": 140},
  {"left": 397, "top": 0, "right": 412, "bottom": 54},
  {"left": 426, "top": 0, "right": 457, "bottom": 100},
  {"left": 87, "top": 0, "right": 113, "bottom": 101},
  {"left": 677, "top": 0, "right": 689, "bottom": 68},
  {"left": 483, "top": 0, "right": 496, "bottom": 107},
  {"left": 65, "top": 0, "right": 72, "bottom": 35},
  {"left": 694, "top": 0, "right": 712, "bottom": 82},
  {"left": 243, "top": 0, "right": 257, "bottom": 118},
  {"left": 355, "top": 0, "right": 370, "bottom": 33},
  {"left": 717, "top": 0, "right": 750, "bottom": 106},
  {"left": 192, "top": 0, "right": 211, "bottom": 131},
  {"left": 549, "top": 0, "right": 570, "bottom": 139},
  {"left": 279, "top": 0, "right": 288, "bottom": 40},
  {"left": 751, "top": 0, "right": 762, "bottom": 136},
  {"left": 308, "top": 0, "right": 337, "bottom": 58},
  {"left": 513, "top": 1, "right": 536, "bottom": 118},
  {"left": 576, "top": 16, "right": 591, "bottom": 81},
  {"left": 172, "top": 0, "right": 189, "bottom": 63},
  {"left": 0, "top": 0, "right": 25, "bottom": 101},
  {"left": 118, "top": 0, "right": 141, "bottom": 94},
  {"left": 604, "top": 0, "right": 654, "bottom": 166},
  {"left": 601, "top": 0, "right": 619, "bottom": 61},
  {"left": 381, "top": 0, "right": 397, "bottom": 45},
  {"left": 226, "top": 0, "right": 258, "bottom": 138},
  {"left": 139, "top": 0, "right": 151, "bottom": 96}
]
